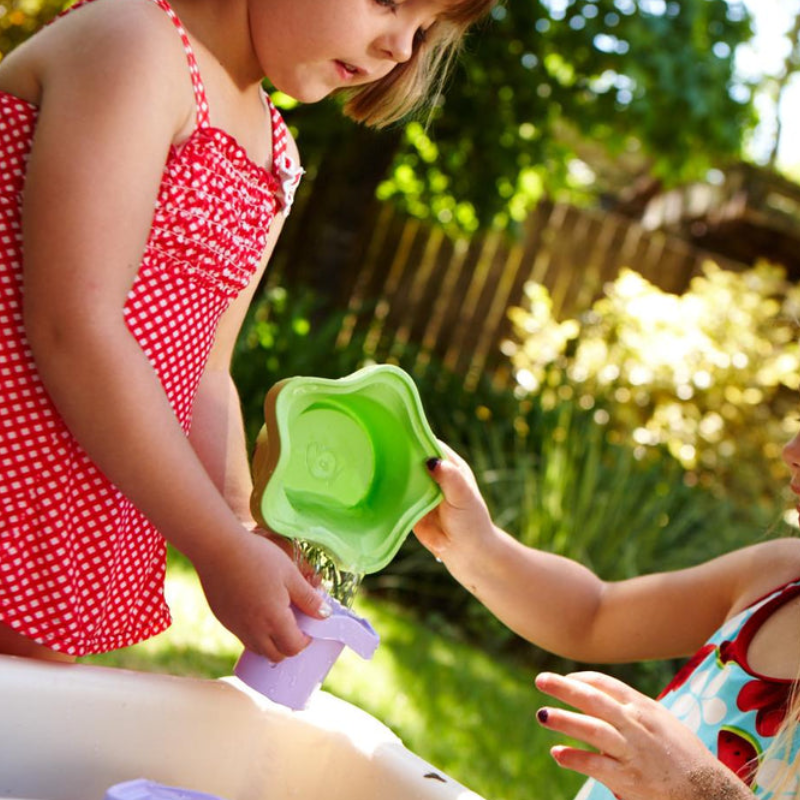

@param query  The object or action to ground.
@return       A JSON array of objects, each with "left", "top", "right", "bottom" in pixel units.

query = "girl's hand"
[
  {"left": 413, "top": 442, "right": 495, "bottom": 559},
  {"left": 535, "top": 671, "right": 753, "bottom": 800},
  {"left": 251, "top": 526, "right": 322, "bottom": 587},
  {"left": 195, "top": 533, "right": 331, "bottom": 663}
]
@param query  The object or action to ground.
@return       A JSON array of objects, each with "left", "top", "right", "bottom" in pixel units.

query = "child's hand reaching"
[
  {"left": 414, "top": 442, "right": 495, "bottom": 560},
  {"left": 535, "top": 671, "right": 753, "bottom": 800},
  {"left": 194, "top": 532, "right": 331, "bottom": 663}
]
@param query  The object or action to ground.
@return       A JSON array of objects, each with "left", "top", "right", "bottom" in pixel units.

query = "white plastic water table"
[{"left": 0, "top": 655, "right": 487, "bottom": 800}]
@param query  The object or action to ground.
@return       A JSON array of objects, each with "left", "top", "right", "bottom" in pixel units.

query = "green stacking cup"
[{"left": 251, "top": 364, "right": 443, "bottom": 574}]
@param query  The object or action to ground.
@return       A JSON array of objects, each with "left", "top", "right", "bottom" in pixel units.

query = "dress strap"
[
  {"left": 264, "top": 93, "right": 304, "bottom": 214},
  {"left": 266, "top": 95, "right": 288, "bottom": 161},
  {"left": 54, "top": 0, "right": 211, "bottom": 129},
  {"left": 146, "top": 0, "right": 211, "bottom": 128}
]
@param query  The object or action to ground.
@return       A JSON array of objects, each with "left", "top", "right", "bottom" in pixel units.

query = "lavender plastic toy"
[
  {"left": 105, "top": 779, "right": 226, "bottom": 800},
  {"left": 234, "top": 597, "right": 379, "bottom": 710}
]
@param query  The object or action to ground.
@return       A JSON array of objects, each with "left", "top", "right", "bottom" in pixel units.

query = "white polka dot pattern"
[{"left": 0, "top": 0, "right": 302, "bottom": 655}]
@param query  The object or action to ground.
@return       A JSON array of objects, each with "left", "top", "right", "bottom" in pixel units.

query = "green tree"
[
  {"left": 274, "top": 0, "right": 755, "bottom": 308},
  {"left": 286, "top": 0, "right": 754, "bottom": 233}
]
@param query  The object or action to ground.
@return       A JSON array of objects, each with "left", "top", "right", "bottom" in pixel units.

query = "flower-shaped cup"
[{"left": 251, "top": 364, "right": 442, "bottom": 575}]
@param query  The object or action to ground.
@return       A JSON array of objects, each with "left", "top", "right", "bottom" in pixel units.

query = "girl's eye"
[{"left": 375, "top": 0, "right": 399, "bottom": 8}]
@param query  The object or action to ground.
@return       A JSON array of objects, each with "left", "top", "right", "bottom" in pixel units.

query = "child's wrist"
[
  {"left": 174, "top": 516, "right": 251, "bottom": 571},
  {"left": 440, "top": 523, "right": 505, "bottom": 582}
]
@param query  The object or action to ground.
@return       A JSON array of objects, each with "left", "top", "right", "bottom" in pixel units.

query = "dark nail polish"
[
  {"left": 537, "top": 708, "right": 549, "bottom": 724},
  {"left": 426, "top": 457, "right": 441, "bottom": 472}
]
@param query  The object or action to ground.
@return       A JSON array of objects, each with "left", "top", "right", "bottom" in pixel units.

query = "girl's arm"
[
  {"left": 19, "top": 1, "right": 326, "bottom": 660},
  {"left": 190, "top": 367, "right": 259, "bottom": 529},
  {"left": 188, "top": 127, "right": 304, "bottom": 533},
  {"left": 417, "top": 445, "right": 800, "bottom": 662},
  {"left": 187, "top": 207, "right": 287, "bottom": 530}
]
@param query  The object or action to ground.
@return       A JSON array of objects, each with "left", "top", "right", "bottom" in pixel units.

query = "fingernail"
[
  {"left": 537, "top": 708, "right": 549, "bottom": 724},
  {"left": 319, "top": 601, "right": 332, "bottom": 618},
  {"left": 426, "top": 457, "right": 441, "bottom": 472}
]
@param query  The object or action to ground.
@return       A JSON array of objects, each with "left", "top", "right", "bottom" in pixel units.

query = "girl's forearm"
[
  {"left": 188, "top": 367, "right": 257, "bottom": 528},
  {"left": 25, "top": 317, "right": 248, "bottom": 568},
  {"left": 440, "top": 527, "right": 610, "bottom": 660}
]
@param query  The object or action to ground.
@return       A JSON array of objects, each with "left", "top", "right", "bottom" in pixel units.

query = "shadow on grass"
[{"left": 326, "top": 596, "right": 585, "bottom": 800}]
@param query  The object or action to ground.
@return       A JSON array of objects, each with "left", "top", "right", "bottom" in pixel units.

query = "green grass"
[{"left": 84, "top": 558, "right": 583, "bottom": 800}]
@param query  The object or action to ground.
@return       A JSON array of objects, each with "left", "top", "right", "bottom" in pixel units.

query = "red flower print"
[
  {"left": 718, "top": 638, "right": 739, "bottom": 665},
  {"left": 657, "top": 644, "right": 716, "bottom": 700},
  {"left": 737, "top": 679, "right": 792, "bottom": 737}
]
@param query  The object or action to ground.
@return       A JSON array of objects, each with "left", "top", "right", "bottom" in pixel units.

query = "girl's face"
[{"left": 249, "top": 0, "right": 449, "bottom": 102}]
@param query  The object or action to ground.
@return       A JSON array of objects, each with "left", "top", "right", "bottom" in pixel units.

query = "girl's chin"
[
  {"left": 268, "top": 77, "right": 337, "bottom": 105},
  {"left": 279, "top": 89, "right": 333, "bottom": 106}
]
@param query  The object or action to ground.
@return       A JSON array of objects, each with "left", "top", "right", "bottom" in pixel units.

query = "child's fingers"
[
  {"left": 536, "top": 670, "right": 640, "bottom": 705},
  {"left": 259, "top": 605, "right": 311, "bottom": 662},
  {"left": 249, "top": 634, "right": 287, "bottom": 664},
  {"left": 549, "top": 745, "right": 620, "bottom": 784},
  {"left": 535, "top": 672, "right": 634, "bottom": 731},
  {"left": 436, "top": 440, "right": 468, "bottom": 466},
  {"left": 537, "top": 706, "right": 628, "bottom": 760},
  {"left": 425, "top": 450, "right": 480, "bottom": 508},
  {"left": 565, "top": 670, "right": 646, "bottom": 704},
  {"left": 289, "top": 571, "right": 333, "bottom": 621},
  {"left": 412, "top": 510, "right": 447, "bottom": 554}
]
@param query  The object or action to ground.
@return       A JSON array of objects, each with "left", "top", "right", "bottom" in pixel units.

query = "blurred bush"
[
  {"left": 0, "top": 0, "right": 64, "bottom": 59},
  {"left": 505, "top": 261, "right": 800, "bottom": 509}
]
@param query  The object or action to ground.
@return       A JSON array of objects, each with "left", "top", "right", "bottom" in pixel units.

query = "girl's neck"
[{"left": 169, "top": 0, "right": 265, "bottom": 90}]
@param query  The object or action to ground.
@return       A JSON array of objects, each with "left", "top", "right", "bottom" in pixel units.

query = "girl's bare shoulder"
[
  {"left": 2, "top": 0, "right": 194, "bottom": 119},
  {"left": 728, "top": 537, "right": 800, "bottom": 616}
]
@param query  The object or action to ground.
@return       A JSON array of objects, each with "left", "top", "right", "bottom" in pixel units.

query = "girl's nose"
[
  {"left": 377, "top": 25, "right": 417, "bottom": 64},
  {"left": 782, "top": 431, "right": 800, "bottom": 469}
]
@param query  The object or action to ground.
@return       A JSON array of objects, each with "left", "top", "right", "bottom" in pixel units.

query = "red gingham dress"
[{"left": 0, "top": 0, "right": 303, "bottom": 655}]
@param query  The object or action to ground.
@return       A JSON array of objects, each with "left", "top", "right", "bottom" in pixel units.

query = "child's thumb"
[
  {"left": 291, "top": 576, "right": 333, "bottom": 620},
  {"left": 425, "top": 455, "right": 475, "bottom": 507}
]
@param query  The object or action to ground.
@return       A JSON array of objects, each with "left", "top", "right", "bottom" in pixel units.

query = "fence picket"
[{"left": 278, "top": 198, "right": 748, "bottom": 388}]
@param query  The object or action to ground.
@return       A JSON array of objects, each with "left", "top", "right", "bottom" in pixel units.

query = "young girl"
[
  {"left": 0, "top": 0, "right": 494, "bottom": 663},
  {"left": 417, "top": 438, "right": 800, "bottom": 799}
]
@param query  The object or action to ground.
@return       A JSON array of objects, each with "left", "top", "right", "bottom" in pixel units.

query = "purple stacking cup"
[
  {"left": 234, "top": 598, "right": 379, "bottom": 710},
  {"left": 105, "top": 779, "right": 226, "bottom": 800}
]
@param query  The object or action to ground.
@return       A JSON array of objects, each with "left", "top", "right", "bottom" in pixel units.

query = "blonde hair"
[
  {"left": 759, "top": 684, "right": 800, "bottom": 798},
  {"left": 339, "top": 0, "right": 497, "bottom": 128}
]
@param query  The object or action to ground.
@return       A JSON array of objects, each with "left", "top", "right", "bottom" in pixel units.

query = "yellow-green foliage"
[
  {"left": 0, "top": 0, "right": 65, "bottom": 61},
  {"left": 505, "top": 262, "right": 800, "bottom": 504}
]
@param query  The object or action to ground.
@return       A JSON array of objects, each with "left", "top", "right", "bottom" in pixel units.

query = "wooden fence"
[{"left": 267, "top": 197, "right": 747, "bottom": 391}]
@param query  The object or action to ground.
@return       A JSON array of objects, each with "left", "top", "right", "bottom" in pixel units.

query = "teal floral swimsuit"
[{"left": 575, "top": 578, "right": 800, "bottom": 800}]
